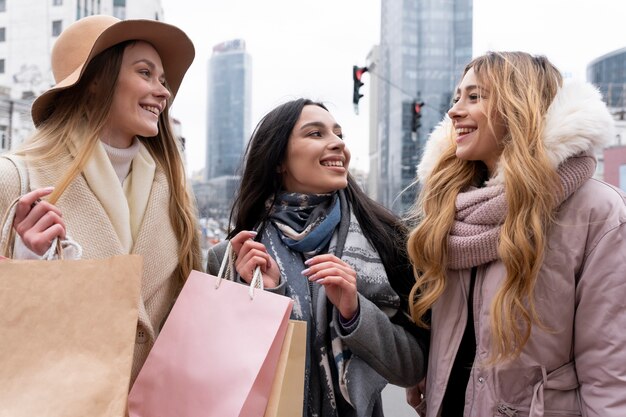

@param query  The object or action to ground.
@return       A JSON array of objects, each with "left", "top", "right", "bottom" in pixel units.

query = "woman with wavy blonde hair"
[
  {"left": 406, "top": 51, "right": 626, "bottom": 416},
  {"left": 0, "top": 15, "right": 202, "bottom": 384}
]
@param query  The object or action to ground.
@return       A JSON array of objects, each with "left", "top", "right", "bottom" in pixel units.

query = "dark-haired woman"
[{"left": 206, "top": 99, "right": 426, "bottom": 417}]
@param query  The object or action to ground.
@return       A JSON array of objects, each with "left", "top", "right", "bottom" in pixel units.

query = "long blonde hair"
[
  {"left": 16, "top": 41, "right": 202, "bottom": 282},
  {"left": 408, "top": 51, "right": 563, "bottom": 361}
]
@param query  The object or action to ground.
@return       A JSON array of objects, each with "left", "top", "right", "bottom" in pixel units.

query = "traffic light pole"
[{"left": 352, "top": 65, "right": 368, "bottom": 114}]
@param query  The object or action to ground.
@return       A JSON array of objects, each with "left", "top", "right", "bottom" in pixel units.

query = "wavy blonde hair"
[
  {"left": 16, "top": 41, "right": 202, "bottom": 282},
  {"left": 408, "top": 51, "right": 563, "bottom": 361}
]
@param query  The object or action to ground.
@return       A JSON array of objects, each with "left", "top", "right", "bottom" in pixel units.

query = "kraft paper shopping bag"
[
  {"left": 264, "top": 319, "right": 307, "bottom": 417},
  {"left": 0, "top": 254, "right": 142, "bottom": 417},
  {"left": 128, "top": 268, "right": 294, "bottom": 417}
]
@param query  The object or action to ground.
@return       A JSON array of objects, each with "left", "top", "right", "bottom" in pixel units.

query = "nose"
[
  {"left": 328, "top": 134, "right": 346, "bottom": 151},
  {"left": 448, "top": 100, "right": 465, "bottom": 120},
  {"left": 155, "top": 81, "right": 172, "bottom": 101}
]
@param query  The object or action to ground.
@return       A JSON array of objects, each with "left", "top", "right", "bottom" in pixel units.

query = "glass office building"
[
  {"left": 588, "top": 47, "right": 626, "bottom": 109},
  {"left": 374, "top": 0, "right": 472, "bottom": 214},
  {"left": 205, "top": 39, "right": 252, "bottom": 180}
]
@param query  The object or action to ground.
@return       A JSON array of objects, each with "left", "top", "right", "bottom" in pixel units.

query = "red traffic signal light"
[
  {"left": 352, "top": 65, "right": 368, "bottom": 109},
  {"left": 412, "top": 101, "right": 425, "bottom": 132},
  {"left": 353, "top": 66, "right": 368, "bottom": 83}
]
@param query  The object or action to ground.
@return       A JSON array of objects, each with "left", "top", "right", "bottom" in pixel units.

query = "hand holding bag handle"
[
  {"left": 216, "top": 239, "right": 264, "bottom": 298},
  {"left": 1, "top": 195, "right": 80, "bottom": 260},
  {"left": 0, "top": 156, "right": 81, "bottom": 260}
]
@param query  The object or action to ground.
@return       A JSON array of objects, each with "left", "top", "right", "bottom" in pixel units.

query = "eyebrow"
[
  {"left": 299, "top": 121, "right": 342, "bottom": 131},
  {"left": 455, "top": 84, "right": 480, "bottom": 95}
]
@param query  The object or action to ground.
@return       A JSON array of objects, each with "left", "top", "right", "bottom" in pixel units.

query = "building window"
[
  {"left": 53, "top": 0, "right": 63, "bottom": 5},
  {"left": 52, "top": 20, "right": 63, "bottom": 37},
  {"left": 0, "top": 0, "right": 5, "bottom": 12},
  {"left": 0, "top": 59, "right": 5, "bottom": 74},
  {"left": 0, "top": 27, "right": 5, "bottom": 42},
  {"left": 114, "top": 0, "right": 125, "bottom": 5}
]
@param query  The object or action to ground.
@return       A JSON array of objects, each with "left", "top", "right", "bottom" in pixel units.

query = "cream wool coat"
[
  {"left": 0, "top": 148, "right": 181, "bottom": 385},
  {"left": 417, "top": 80, "right": 626, "bottom": 417}
]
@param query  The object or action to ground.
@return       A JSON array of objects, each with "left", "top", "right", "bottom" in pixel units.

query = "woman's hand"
[
  {"left": 406, "top": 378, "right": 427, "bottom": 415},
  {"left": 13, "top": 187, "right": 66, "bottom": 256},
  {"left": 230, "top": 230, "right": 280, "bottom": 288},
  {"left": 302, "top": 254, "right": 358, "bottom": 320}
]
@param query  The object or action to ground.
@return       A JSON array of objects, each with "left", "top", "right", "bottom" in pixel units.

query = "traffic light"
[
  {"left": 412, "top": 100, "right": 424, "bottom": 132},
  {"left": 352, "top": 65, "right": 368, "bottom": 112}
]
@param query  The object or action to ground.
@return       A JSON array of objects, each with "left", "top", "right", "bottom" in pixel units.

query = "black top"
[{"left": 441, "top": 267, "right": 477, "bottom": 417}]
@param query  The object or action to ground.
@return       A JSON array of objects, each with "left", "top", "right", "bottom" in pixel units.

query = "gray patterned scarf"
[
  {"left": 269, "top": 192, "right": 340, "bottom": 255},
  {"left": 260, "top": 190, "right": 397, "bottom": 417}
]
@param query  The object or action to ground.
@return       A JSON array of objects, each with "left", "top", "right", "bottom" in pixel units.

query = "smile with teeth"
[
  {"left": 321, "top": 160, "right": 344, "bottom": 167},
  {"left": 456, "top": 127, "right": 476, "bottom": 135},
  {"left": 141, "top": 105, "right": 160, "bottom": 116}
]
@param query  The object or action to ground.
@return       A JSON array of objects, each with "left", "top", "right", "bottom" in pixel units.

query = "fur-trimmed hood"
[{"left": 416, "top": 79, "right": 615, "bottom": 186}]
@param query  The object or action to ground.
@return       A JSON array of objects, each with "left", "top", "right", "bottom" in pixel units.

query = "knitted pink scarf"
[{"left": 447, "top": 154, "right": 596, "bottom": 270}]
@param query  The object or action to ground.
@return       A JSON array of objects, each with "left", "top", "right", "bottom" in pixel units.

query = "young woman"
[
  {"left": 0, "top": 15, "right": 202, "bottom": 384},
  {"left": 206, "top": 99, "right": 426, "bottom": 417},
  {"left": 407, "top": 51, "right": 626, "bottom": 416}
]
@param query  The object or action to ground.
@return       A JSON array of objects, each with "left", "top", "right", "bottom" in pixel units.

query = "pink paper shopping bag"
[{"left": 128, "top": 267, "right": 293, "bottom": 417}]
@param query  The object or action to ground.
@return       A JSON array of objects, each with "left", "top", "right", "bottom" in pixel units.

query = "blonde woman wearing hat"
[{"left": 0, "top": 15, "right": 202, "bottom": 384}]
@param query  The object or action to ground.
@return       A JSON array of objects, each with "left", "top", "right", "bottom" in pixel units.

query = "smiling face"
[
  {"left": 101, "top": 41, "right": 171, "bottom": 148},
  {"left": 448, "top": 67, "right": 507, "bottom": 175},
  {"left": 279, "top": 105, "right": 351, "bottom": 194}
]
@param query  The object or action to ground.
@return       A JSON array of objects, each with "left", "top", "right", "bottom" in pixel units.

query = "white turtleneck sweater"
[{"left": 100, "top": 138, "right": 141, "bottom": 184}]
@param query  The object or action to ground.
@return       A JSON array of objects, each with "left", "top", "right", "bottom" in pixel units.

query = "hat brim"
[{"left": 31, "top": 19, "right": 195, "bottom": 127}]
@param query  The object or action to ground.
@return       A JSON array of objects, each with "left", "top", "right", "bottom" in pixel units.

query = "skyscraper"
[
  {"left": 372, "top": 0, "right": 472, "bottom": 214},
  {"left": 205, "top": 39, "right": 252, "bottom": 180}
]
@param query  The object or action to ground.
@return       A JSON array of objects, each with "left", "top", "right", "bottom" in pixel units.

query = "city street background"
[{"left": 161, "top": 0, "right": 626, "bottom": 177}]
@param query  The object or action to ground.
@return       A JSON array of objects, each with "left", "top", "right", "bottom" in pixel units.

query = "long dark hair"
[{"left": 228, "top": 98, "right": 416, "bottom": 311}]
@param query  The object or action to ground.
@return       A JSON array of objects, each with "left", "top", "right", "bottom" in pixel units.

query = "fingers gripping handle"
[{"left": 215, "top": 240, "right": 264, "bottom": 298}]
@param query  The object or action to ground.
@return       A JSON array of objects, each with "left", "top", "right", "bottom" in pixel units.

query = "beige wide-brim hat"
[{"left": 31, "top": 14, "right": 195, "bottom": 127}]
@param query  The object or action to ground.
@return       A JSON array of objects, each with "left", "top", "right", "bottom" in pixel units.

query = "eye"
[
  {"left": 308, "top": 130, "right": 322, "bottom": 137},
  {"left": 469, "top": 93, "right": 480, "bottom": 101},
  {"left": 139, "top": 68, "right": 150, "bottom": 77},
  {"left": 335, "top": 132, "right": 344, "bottom": 140},
  {"left": 451, "top": 97, "right": 460, "bottom": 105}
]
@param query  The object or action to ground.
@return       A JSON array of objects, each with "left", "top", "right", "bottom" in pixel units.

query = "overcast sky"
[{"left": 160, "top": 0, "right": 626, "bottom": 176}]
